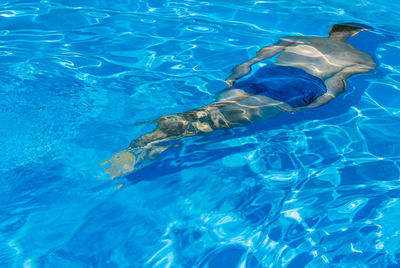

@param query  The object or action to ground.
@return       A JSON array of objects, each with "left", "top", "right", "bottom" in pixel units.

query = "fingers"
[
  {"left": 99, "top": 159, "right": 110, "bottom": 167},
  {"left": 225, "top": 79, "right": 235, "bottom": 88}
]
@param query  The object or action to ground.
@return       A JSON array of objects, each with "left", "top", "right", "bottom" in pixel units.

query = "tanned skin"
[{"left": 101, "top": 25, "right": 376, "bottom": 179}]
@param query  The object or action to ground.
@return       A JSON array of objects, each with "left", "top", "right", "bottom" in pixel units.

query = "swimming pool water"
[{"left": 1, "top": 0, "right": 400, "bottom": 267}]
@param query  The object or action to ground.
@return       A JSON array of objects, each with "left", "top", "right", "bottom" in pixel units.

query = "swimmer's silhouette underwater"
[{"left": 100, "top": 23, "right": 378, "bottom": 179}]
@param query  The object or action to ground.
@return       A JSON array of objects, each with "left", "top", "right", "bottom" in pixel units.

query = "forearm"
[
  {"left": 226, "top": 62, "right": 252, "bottom": 82},
  {"left": 292, "top": 74, "right": 345, "bottom": 111},
  {"left": 226, "top": 45, "right": 287, "bottom": 84},
  {"left": 293, "top": 64, "right": 374, "bottom": 111},
  {"left": 300, "top": 93, "right": 336, "bottom": 110},
  {"left": 323, "top": 64, "right": 374, "bottom": 94}
]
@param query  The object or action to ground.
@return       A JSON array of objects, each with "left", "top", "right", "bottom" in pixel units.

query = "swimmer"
[{"left": 101, "top": 23, "right": 376, "bottom": 179}]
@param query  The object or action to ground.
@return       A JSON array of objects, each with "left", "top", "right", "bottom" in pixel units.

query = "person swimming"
[{"left": 100, "top": 23, "right": 377, "bottom": 179}]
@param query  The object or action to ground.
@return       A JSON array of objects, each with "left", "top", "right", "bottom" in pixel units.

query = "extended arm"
[
  {"left": 226, "top": 39, "right": 294, "bottom": 87},
  {"left": 296, "top": 63, "right": 376, "bottom": 110}
]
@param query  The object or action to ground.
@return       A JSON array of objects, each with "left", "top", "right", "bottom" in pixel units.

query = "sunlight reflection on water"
[{"left": 1, "top": 0, "right": 400, "bottom": 267}]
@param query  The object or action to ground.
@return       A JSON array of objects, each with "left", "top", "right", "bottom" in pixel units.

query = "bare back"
[{"left": 276, "top": 36, "right": 375, "bottom": 79}]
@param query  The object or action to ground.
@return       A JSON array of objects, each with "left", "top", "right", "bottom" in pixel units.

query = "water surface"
[{"left": 1, "top": 0, "right": 400, "bottom": 267}]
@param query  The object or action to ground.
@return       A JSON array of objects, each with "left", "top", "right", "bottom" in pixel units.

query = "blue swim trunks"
[{"left": 227, "top": 65, "right": 327, "bottom": 107}]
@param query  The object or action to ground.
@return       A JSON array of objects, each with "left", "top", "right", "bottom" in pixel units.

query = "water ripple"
[{"left": 1, "top": 0, "right": 400, "bottom": 267}]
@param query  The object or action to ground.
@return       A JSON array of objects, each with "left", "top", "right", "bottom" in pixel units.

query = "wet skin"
[{"left": 101, "top": 29, "right": 376, "bottom": 178}]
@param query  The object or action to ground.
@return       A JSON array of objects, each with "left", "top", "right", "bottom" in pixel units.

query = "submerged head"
[{"left": 329, "top": 23, "right": 374, "bottom": 39}]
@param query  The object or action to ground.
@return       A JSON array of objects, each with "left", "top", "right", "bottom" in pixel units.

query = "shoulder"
[
  {"left": 277, "top": 36, "right": 321, "bottom": 46},
  {"left": 346, "top": 43, "right": 377, "bottom": 67},
  {"left": 360, "top": 51, "right": 377, "bottom": 67}
]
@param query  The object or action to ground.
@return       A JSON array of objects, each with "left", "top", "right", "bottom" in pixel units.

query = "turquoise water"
[{"left": 1, "top": 0, "right": 400, "bottom": 267}]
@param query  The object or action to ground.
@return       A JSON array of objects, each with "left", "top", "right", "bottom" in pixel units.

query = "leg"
[
  {"left": 216, "top": 89, "right": 286, "bottom": 124},
  {"left": 101, "top": 89, "right": 286, "bottom": 178},
  {"left": 134, "top": 89, "right": 286, "bottom": 146},
  {"left": 131, "top": 108, "right": 229, "bottom": 146},
  {"left": 99, "top": 108, "right": 229, "bottom": 179}
]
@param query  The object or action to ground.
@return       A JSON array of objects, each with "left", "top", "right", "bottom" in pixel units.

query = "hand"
[{"left": 225, "top": 79, "right": 235, "bottom": 88}]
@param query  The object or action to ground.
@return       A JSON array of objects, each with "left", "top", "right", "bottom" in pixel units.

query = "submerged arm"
[
  {"left": 296, "top": 63, "right": 376, "bottom": 110},
  {"left": 226, "top": 39, "right": 294, "bottom": 87}
]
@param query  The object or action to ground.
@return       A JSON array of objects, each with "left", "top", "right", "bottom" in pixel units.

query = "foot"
[{"left": 100, "top": 149, "right": 138, "bottom": 179}]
